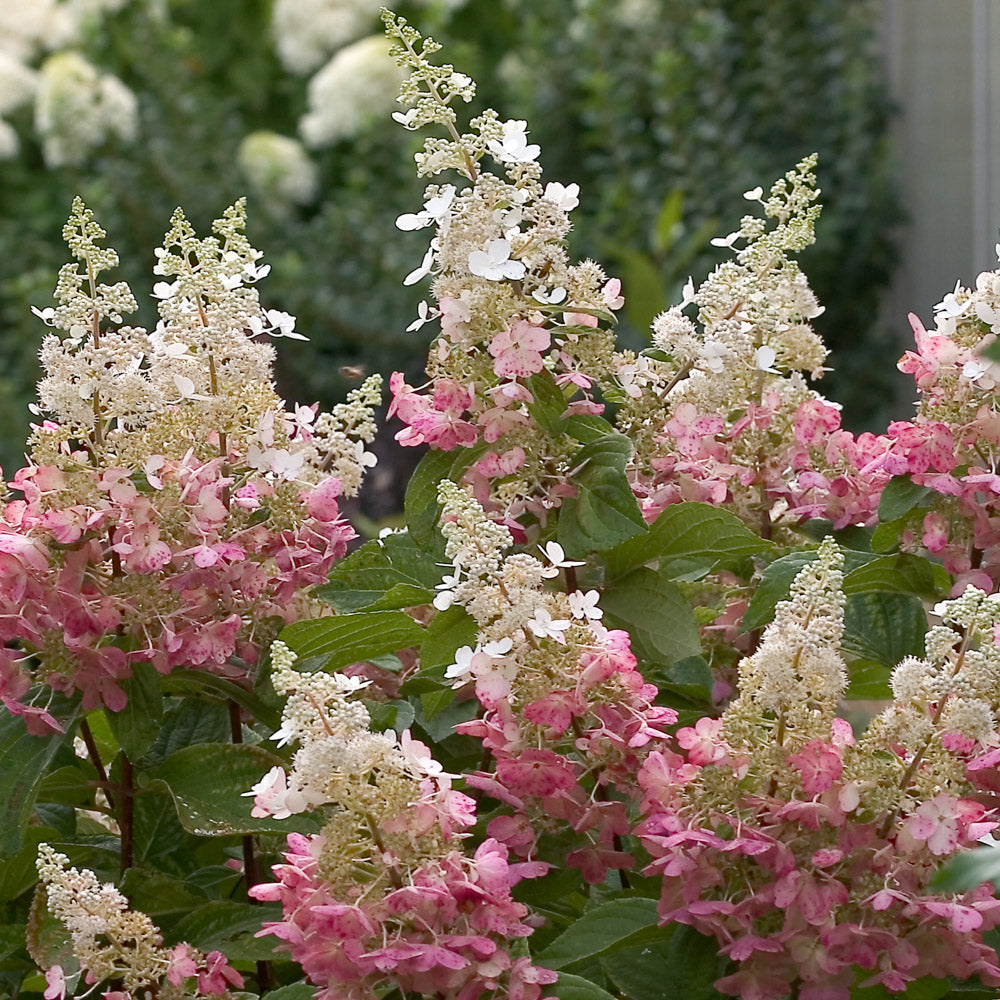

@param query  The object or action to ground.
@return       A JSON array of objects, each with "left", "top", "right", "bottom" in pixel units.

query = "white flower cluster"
[
  {"left": 435, "top": 485, "right": 602, "bottom": 655},
  {"left": 271, "top": 0, "right": 376, "bottom": 74},
  {"left": 236, "top": 130, "right": 319, "bottom": 206},
  {"left": 248, "top": 640, "right": 464, "bottom": 864},
  {"left": 652, "top": 156, "right": 827, "bottom": 417},
  {"left": 384, "top": 9, "right": 612, "bottom": 349},
  {"left": 32, "top": 197, "right": 381, "bottom": 492},
  {"left": 300, "top": 34, "right": 405, "bottom": 147},
  {"left": 725, "top": 537, "right": 847, "bottom": 745},
  {"left": 876, "top": 587, "right": 1000, "bottom": 749},
  {"left": 35, "top": 50, "right": 138, "bottom": 168},
  {"left": 0, "top": 0, "right": 130, "bottom": 163},
  {"left": 36, "top": 843, "right": 168, "bottom": 991}
]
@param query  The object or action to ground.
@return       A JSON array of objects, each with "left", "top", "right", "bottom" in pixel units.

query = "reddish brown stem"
[
  {"left": 228, "top": 702, "right": 274, "bottom": 990},
  {"left": 79, "top": 718, "right": 115, "bottom": 812}
]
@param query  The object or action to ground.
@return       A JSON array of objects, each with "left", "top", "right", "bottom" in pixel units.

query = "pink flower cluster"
[
  {"left": 637, "top": 722, "right": 1000, "bottom": 1000},
  {"left": 388, "top": 290, "right": 617, "bottom": 517},
  {"left": 458, "top": 624, "right": 677, "bottom": 884},
  {"left": 0, "top": 449, "right": 353, "bottom": 728},
  {"left": 637, "top": 306, "right": 1000, "bottom": 594},
  {"left": 635, "top": 394, "right": 899, "bottom": 532},
  {"left": 251, "top": 832, "right": 555, "bottom": 1000}
]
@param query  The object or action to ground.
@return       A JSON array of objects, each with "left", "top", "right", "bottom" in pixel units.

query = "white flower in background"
[
  {"left": 300, "top": 35, "right": 405, "bottom": 147},
  {"left": 237, "top": 130, "right": 319, "bottom": 206},
  {"left": 271, "top": 0, "right": 374, "bottom": 75},
  {"left": 0, "top": 118, "right": 18, "bottom": 160},
  {"left": 0, "top": 52, "right": 37, "bottom": 116},
  {"left": 35, "top": 51, "right": 138, "bottom": 168},
  {"left": 468, "top": 238, "right": 525, "bottom": 281},
  {"left": 0, "top": 0, "right": 74, "bottom": 62},
  {"left": 487, "top": 119, "right": 540, "bottom": 164},
  {"left": 542, "top": 181, "right": 580, "bottom": 213}
]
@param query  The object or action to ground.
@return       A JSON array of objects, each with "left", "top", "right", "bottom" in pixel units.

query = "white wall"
[{"left": 881, "top": 0, "right": 998, "bottom": 328}]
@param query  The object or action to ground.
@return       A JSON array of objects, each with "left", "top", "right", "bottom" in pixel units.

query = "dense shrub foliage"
[{"left": 7, "top": 11, "right": 1000, "bottom": 1000}]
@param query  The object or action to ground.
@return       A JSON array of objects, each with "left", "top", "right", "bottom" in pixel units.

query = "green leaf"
[
  {"left": 142, "top": 742, "right": 320, "bottom": 837},
  {"left": 137, "top": 699, "right": 231, "bottom": 770},
  {"left": 314, "top": 531, "right": 441, "bottom": 613},
  {"left": 849, "top": 975, "right": 950, "bottom": 1000},
  {"left": 0, "top": 703, "right": 78, "bottom": 858},
  {"left": 741, "top": 549, "right": 885, "bottom": 634},
  {"left": 842, "top": 592, "right": 926, "bottom": 667},
  {"left": 931, "top": 845, "right": 1000, "bottom": 892},
  {"left": 280, "top": 611, "right": 425, "bottom": 671},
  {"left": 842, "top": 552, "right": 937, "bottom": 597},
  {"left": 983, "top": 339, "right": 1000, "bottom": 365},
  {"left": 870, "top": 518, "right": 905, "bottom": 553},
  {"left": 601, "top": 568, "right": 701, "bottom": 667},
  {"left": 0, "top": 826, "right": 61, "bottom": 903},
  {"left": 538, "top": 898, "right": 661, "bottom": 970},
  {"left": 558, "top": 435, "right": 646, "bottom": 556},
  {"left": 553, "top": 973, "right": 619, "bottom": 1000},
  {"left": 366, "top": 699, "right": 416, "bottom": 734},
  {"left": 418, "top": 606, "right": 479, "bottom": 675},
  {"left": 601, "top": 924, "right": 725, "bottom": 1000},
  {"left": 605, "top": 501, "right": 771, "bottom": 579},
  {"left": 661, "top": 656, "right": 714, "bottom": 702},
  {"left": 105, "top": 662, "right": 162, "bottom": 759},
  {"left": 564, "top": 415, "right": 616, "bottom": 443},
  {"left": 527, "top": 369, "right": 568, "bottom": 436},
  {"left": 159, "top": 671, "right": 280, "bottom": 732},
  {"left": 118, "top": 868, "right": 208, "bottom": 919},
  {"left": 878, "top": 475, "right": 934, "bottom": 522},
  {"left": 167, "top": 900, "right": 282, "bottom": 961},
  {"left": 845, "top": 659, "right": 892, "bottom": 700},
  {"left": 263, "top": 986, "right": 317, "bottom": 1000},
  {"left": 404, "top": 443, "right": 487, "bottom": 545}
]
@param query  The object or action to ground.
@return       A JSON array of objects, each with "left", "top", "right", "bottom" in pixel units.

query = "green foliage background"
[{"left": 0, "top": 0, "right": 899, "bottom": 481}]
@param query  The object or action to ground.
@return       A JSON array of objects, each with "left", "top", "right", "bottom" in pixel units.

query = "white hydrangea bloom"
[
  {"left": 0, "top": 0, "right": 75, "bottom": 62},
  {"left": 35, "top": 51, "right": 138, "bottom": 168},
  {"left": 0, "top": 118, "right": 18, "bottom": 160},
  {"left": 271, "top": 0, "right": 375, "bottom": 74},
  {"left": 299, "top": 34, "right": 405, "bottom": 147},
  {"left": 0, "top": 51, "right": 38, "bottom": 116},
  {"left": 237, "top": 130, "right": 319, "bottom": 205}
]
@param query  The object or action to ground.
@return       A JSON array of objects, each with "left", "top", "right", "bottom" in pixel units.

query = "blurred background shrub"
[{"left": 0, "top": 0, "right": 899, "bottom": 493}]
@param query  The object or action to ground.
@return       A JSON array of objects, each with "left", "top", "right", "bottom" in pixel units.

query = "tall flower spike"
[
  {"left": 383, "top": 12, "right": 627, "bottom": 523},
  {"left": 34, "top": 844, "right": 243, "bottom": 999},
  {"left": 723, "top": 535, "right": 846, "bottom": 756},
  {"left": 249, "top": 640, "right": 554, "bottom": 1000}
]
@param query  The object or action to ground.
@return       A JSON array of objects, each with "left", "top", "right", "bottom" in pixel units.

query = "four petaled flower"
[
  {"left": 488, "top": 119, "right": 540, "bottom": 164},
  {"left": 469, "top": 238, "right": 526, "bottom": 281}
]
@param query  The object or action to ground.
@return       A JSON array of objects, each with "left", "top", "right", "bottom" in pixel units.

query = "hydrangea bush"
[{"left": 3, "top": 12, "right": 1000, "bottom": 1000}]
